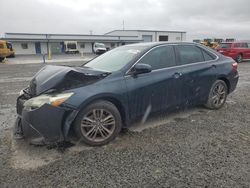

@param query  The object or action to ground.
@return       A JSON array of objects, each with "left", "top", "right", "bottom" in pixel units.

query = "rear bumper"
[{"left": 229, "top": 73, "right": 239, "bottom": 93}]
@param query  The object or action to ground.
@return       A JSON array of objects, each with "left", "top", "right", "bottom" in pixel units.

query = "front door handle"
[{"left": 173, "top": 72, "right": 182, "bottom": 79}]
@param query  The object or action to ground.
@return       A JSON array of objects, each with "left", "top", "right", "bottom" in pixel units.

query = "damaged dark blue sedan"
[{"left": 14, "top": 42, "right": 239, "bottom": 146}]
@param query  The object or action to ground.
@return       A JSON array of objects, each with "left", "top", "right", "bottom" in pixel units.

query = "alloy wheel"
[
  {"left": 80, "top": 109, "right": 116, "bottom": 142},
  {"left": 211, "top": 82, "right": 226, "bottom": 108}
]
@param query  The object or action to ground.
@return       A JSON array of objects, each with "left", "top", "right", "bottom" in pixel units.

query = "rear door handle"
[{"left": 173, "top": 72, "right": 182, "bottom": 79}]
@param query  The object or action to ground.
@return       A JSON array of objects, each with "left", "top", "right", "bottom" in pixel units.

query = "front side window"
[
  {"left": 247, "top": 43, "right": 250, "bottom": 48},
  {"left": 138, "top": 45, "right": 176, "bottom": 70},
  {"left": 219, "top": 43, "right": 232, "bottom": 49},
  {"left": 176, "top": 45, "right": 204, "bottom": 65}
]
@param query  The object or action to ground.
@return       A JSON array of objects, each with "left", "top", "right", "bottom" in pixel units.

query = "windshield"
[
  {"left": 95, "top": 43, "right": 105, "bottom": 48},
  {"left": 85, "top": 46, "right": 146, "bottom": 72},
  {"left": 6, "top": 42, "right": 13, "bottom": 50},
  {"left": 219, "top": 43, "right": 232, "bottom": 49}
]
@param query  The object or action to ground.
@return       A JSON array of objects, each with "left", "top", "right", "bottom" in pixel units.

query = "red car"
[{"left": 216, "top": 41, "right": 250, "bottom": 63}]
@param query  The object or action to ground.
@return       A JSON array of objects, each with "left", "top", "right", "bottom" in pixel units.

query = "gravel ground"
[{"left": 0, "top": 61, "right": 249, "bottom": 187}]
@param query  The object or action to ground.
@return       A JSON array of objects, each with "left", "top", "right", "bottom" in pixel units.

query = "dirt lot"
[{"left": 0, "top": 61, "right": 249, "bottom": 187}]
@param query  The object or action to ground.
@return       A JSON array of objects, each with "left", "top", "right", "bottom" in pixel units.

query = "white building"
[
  {"left": 106, "top": 30, "right": 186, "bottom": 42},
  {"left": 1, "top": 30, "right": 186, "bottom": 55}
]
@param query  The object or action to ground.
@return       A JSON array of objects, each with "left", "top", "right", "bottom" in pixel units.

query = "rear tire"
[
  {"left": 205, "top": 80, "right": 228, "bottom": 110},
  {"left": 236, "top": 54, "right": 243, "bottom": 63},
  {"left": 73, "top": 100, "right": 122, "bottom": 146}
]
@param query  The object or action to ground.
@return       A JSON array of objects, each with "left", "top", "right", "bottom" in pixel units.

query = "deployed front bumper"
[{"left": 14, "top": 93, "right": 73, "bottom": 145}]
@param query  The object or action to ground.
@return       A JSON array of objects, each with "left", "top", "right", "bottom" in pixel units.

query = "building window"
[
  {"left": 142, "top": 35, "right": 153, "bottom": 42},
  {"left": 80, "top": 43, "right": 85, "bottom": 48},
  {"left": 21, "top": 43, "right": 28, "bottom": 49},
  {"left": 159, "top": 35, "right": 168, "bottom": 41},
  {"left": 111, "top": 43, "right": 115, "bottom": 48}
]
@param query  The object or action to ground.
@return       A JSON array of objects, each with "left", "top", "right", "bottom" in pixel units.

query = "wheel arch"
[
  {"left": 64, "top": 94, "right": 128, "bottom": 139},
  {"left": 217, "top": 77, "right": 230, "bottom": 94},
  {"left": 98, "top": 96, "right": 128, "bottom": 127}
]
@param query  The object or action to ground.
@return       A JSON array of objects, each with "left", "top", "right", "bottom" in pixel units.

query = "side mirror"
[{"left": 132, "top": 64, "right": 152, "bottom": 75}]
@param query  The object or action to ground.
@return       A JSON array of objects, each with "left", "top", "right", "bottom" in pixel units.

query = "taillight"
[{"left": 232, "top": 62, "right": 238, "bottom": 70}]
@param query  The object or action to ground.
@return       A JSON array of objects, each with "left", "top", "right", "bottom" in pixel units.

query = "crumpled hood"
[{"left": 29, "top": 65, "right": 110, "bottom": 96}]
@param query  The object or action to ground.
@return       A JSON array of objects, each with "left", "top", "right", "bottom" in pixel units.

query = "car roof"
[{"left": 126, "top": 42, "right": 198, "bottom": 48}]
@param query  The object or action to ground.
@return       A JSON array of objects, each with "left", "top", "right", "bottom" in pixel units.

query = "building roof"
[
  {"left": 105, "top": 29, "right": 187, "bottom": 35},
  {"left": 1, "top": 29, "right": 187, "bottom": 42},
  {"left": 2, "top": 32, "right": 142, "bottom": 42}
]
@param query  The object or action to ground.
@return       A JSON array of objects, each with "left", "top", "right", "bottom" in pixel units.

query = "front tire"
[
  {"left": 205, "top": 80, "right": 228, "bottom": 110},
  {"left": 73, "top": 100, "right": 122, "bottom": 146}
]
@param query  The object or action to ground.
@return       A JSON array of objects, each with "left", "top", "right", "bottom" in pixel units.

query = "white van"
[
  {"left": 64, "top": 41, "right": 79, "bottom": 54},
  {"left": 93, "top": 43, "right": 107, "bottom": 55}
]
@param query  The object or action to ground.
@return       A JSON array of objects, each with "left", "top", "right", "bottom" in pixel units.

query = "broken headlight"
[{"left": 24, "top": 92, "right": 74, "bottom": 109}]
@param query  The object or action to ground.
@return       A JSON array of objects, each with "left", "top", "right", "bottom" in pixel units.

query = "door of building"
[{"left": 35, "top": 42, "right": 41, "bottom": 54}]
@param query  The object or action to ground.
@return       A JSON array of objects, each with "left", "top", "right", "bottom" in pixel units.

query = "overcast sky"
[{"left": 1, "top": 0, "right": 250, "bottom": 41}]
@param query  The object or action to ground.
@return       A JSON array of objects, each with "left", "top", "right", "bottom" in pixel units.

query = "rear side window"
[
  {"left": 176, "top": 45, "right": 204, "bottom": 65},
  {"left": 202, "top": 50, "right": 216, "bottom": 61},
  {"left": 138, "top": 45, "right": 176, "bottom": 70},
  {"left": 247, "top": 43, "right": 250, "bottom": 48}
]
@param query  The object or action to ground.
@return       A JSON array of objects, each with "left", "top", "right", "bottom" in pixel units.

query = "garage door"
[{"left": 142, "top": 35, "right": 153, "bottom": 42}]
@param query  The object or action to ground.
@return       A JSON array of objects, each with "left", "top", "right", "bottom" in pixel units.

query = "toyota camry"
[{"left": 14, "top": 42, "right": 239, "bottom": 146}]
